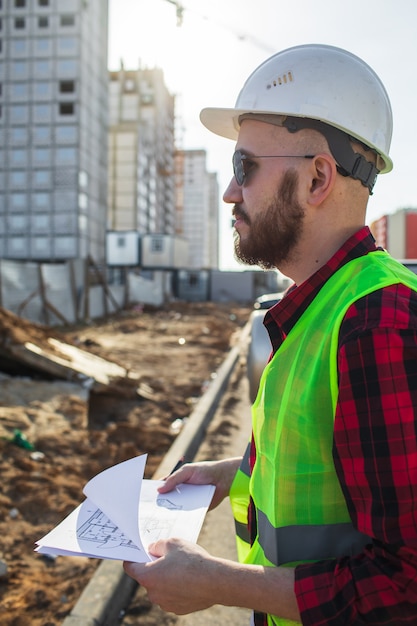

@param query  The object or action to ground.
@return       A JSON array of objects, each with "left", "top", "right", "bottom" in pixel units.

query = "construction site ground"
[{"left": 0, "top": 300, "right": 252, "bottom": 626}]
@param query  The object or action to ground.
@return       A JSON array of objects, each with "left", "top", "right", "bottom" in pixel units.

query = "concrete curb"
[
  {"left": 61, "top": 322, "right": 250, "bottom": 626},
  {"left": 154, "top": 338, "right": 243, "bottom": 478}
]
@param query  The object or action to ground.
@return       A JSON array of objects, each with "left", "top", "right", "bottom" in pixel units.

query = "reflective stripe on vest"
[{"left": 257, "top": 510, "right": 371, "bottom": 566}]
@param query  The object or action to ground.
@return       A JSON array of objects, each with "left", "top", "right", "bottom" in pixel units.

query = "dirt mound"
[{"left": 0, "top": 301, "right": 251, "bottom": 626}]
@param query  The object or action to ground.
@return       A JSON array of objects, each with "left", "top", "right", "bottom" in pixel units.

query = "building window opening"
[
  {"left": 59, "top": 102, "right": 75, "bottom": 115},
  {"left": 59, "top": 80, "right": 75, "bottom": 93},
  {"left": 14, "top": 17, "right": 25, "bottom": 29},
  {"left": 188, "top": 273, "right": 199, "bottom": 287},
  {"left": 60, "top": 14, "right": 75, "bottom": 26},
  {"left": 151, "top": 238, "right": 164, "bottom": 253},
  {"left": 124, "top": 79, "right": 135, "bottom": 92}
]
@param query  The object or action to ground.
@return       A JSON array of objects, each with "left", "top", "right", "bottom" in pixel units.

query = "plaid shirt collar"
[{"left": 264, "top": 226, "right": 379, "bottom": 352}]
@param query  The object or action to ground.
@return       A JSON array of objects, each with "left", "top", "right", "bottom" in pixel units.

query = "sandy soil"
[{"left": 0, "top": 301, "right": 251, "bottom": 626}]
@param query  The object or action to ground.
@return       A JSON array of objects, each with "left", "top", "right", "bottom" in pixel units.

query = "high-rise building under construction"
[{"left": 0, "top": 0, "right": 109, "bottom": 262}]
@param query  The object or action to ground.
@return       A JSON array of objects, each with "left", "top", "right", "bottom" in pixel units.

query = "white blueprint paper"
[{"left": 35, "top": 454, "right": 215, "bottom": 562}]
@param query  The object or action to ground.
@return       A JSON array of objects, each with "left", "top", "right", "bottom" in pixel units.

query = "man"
[{"left": 124, "top": 44, "right": 417, "bottom": 625}]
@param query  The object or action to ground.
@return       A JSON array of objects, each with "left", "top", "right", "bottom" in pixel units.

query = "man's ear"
[{"left": 307, "top": 153, "right": 337, "bottom": 206}]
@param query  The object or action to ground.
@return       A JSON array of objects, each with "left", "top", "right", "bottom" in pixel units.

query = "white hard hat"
[{"left": 200, "top": 44, "right": 393, "bottom": 187}]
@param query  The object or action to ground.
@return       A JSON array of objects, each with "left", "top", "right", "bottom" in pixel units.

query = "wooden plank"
[{"left": 4, "top": 338, "right": 139, "bottom": 388}]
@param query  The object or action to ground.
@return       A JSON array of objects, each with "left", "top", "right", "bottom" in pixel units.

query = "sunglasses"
[{"left": 232, "top": 150, "right": 315, "bottom": 186}]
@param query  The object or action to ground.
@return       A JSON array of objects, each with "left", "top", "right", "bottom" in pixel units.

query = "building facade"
[
  {"left": 0, "top": 0, "right": 109, "bottom": 262},
  {"left": 108, "top": 65, "right": 176, "bottom": 236},
  {"left": 370, "top": 208, "right": 417, "bottom": 259},
  {"left": 176, "top": 149, "right": 219, "bottom": 269}
]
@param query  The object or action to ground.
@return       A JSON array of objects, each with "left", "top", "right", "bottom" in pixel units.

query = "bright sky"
[{"left": 108, "top": 0, "right": 417, "bottom": 269}]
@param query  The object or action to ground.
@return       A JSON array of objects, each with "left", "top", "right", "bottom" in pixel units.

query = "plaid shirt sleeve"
[{"left": 294, "top": 283, "right": 417, "bottom": 625}]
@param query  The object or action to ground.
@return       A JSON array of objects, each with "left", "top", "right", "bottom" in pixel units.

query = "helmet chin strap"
[{"left": 283, "top": 116, "right": 380, "bottom": 194}]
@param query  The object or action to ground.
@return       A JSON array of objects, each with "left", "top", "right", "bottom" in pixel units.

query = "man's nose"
[{"left": 223, "top": 176, "right": 242, "bottom": 204}]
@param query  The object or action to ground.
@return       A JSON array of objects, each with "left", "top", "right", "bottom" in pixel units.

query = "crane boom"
[{"left": 161, "top": 0, "right": 275, "bottom": 53}]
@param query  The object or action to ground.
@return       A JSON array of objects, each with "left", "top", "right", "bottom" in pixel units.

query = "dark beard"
[{"left": 234, "top": 169, "right": 304, "bottom": 270}]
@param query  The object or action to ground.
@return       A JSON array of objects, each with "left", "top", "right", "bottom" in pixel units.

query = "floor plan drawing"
[{"left": 77, "top": 508, "right": 140, "bottom": 553}]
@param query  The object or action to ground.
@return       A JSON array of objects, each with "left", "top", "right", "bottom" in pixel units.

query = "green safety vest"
[{"left": 230, "top": 251, "right": 417, "bottom": 626}]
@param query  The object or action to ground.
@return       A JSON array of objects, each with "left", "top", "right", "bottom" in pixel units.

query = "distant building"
[
  {"left": 176, "top": 149, "right": 219, "bottom": 269},
  {"left": 370, "top": 208, "right": 417, "bottom": 259},
  {"left": 108, "top": 65, "right": 176, "bottom": 236},
  {"left": 0, "top": 0, "right": 109, "bottom": 262}
]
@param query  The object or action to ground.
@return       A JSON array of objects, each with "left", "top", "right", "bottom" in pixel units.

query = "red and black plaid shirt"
[{"left": 255, "top": 227, "right": 417, "bottom": 625}]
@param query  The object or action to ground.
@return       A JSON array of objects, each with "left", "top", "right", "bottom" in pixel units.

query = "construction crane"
[
  {"left": 163, "top": 0, "right": 185, "bottom": 26},
  {"left": 162, "top": 0, "right": 275, "bottom": 54}
]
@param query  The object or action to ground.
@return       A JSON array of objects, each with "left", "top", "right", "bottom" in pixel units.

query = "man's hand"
[
  {"left": 158, "top": 457, "right": 242, "bottom": 510},
  {"left": 124, "top": 538, "right": 300, "bottom": 621},
  {"left": 124, "top": 538, "right": 218, "bottom": 614}
]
